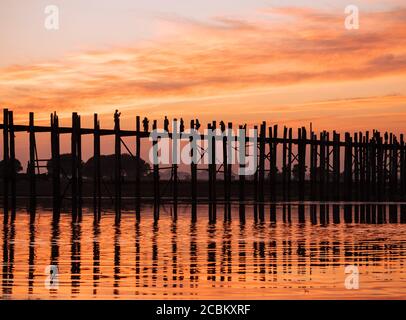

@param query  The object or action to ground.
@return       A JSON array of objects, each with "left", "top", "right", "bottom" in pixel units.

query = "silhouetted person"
[
  {"left": 164, "top": 116, "right": 169, "bottom": 132},
  {"left": 180, "top": 118, "right": 185, "bottom": 132},
  {"left": 220, "top": 121, "right": 226, "bottom": 132},
  {"left": 143, "top": 117, "right": 149, "bottom": 132},
  {"left": 195, "top": 119, "right": 201, "bottom": 131},
  {"left": 114, "top": 109, "right": 121, "bottom": 123}
]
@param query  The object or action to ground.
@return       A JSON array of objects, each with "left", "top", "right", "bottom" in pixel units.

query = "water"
[{"left": 1, "top": 203, "right": 406, "bottom": 299}]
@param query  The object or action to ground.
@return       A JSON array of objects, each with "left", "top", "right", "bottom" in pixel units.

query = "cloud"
[{"left": 0, "top": 6, "right": 405, "bottom": 125}]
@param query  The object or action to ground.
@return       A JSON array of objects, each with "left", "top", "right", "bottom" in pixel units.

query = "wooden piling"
[
  {"left": 71, "top": 112, "right": 78, "bottom": 221},
  {"left": 268, "top": 126, "right": 273, "bottom": 204},
  {"left": 269, "top": 125, "right": 278, "bottom": 202},
  {"left": 77, "top": 115, "right": 82, "bottom": 218},
  {"left": 310, "top": 132, "right": 317, "bottom": 200},
  {"left": 172, "top": 118, "right": 178, "bottom": 215},
  {"left": 211, "top": 121, "right": 217, "bottom": 222},
  {"left": 369, "top": 133, "right": 377, "bottom": 199},
  {"left": 258, "top": 122, "right": 265, "bottom": 202},
  {"left": 400, "top": 134, "right": 405, "bottom": 199},
  {"left": 354, "top": 132, "right": 359, "bottom": 200},
  {"left": 238, "top": 125, "right": 246, "bottom": 221},
  {"left": 190, "top": 120, "right": 197, "bottom": 220},
  {"left": 344, "top": 132, "right": 352, "bottom": 201},
  {"left": 29, "top": 112, "right": 36, "bottom": 213},
  {"left": 152, "top": 120, "right": 159, "bottom": 220},
  {"left": 282, "top": 126, "right": 288, "bottom": 200},
  {"left": 298, "top": 127, "right": 306, "bottom": 201},
  {"left": 391, "top": 134, "right": 398, "bottom": 200},
  {"left": 3, "top": 109, "right": 9, "bottom": 216},
  {"left": 332, "top": 131, "right": 340, "bottom": 201},
  {"left": 51, "top": 112, "right": 61, "bottom": 219},
  {"left": 9, "top": 111, "right": 16, "bottom": 218},
  {"left": 208, "top": 123, "right": 213, "bottom": 218},
  {"left": 226, "top": 122, "right": 233, "bottom": 214},
  {"left": 359, "top": 132, "right": 365, "bottom": 200},
  {"left": 114, "top": 112, "right": 121, "bottom": 220},
  {"left": 135, "top": 116, "right": 141, "bottom": 219},
  {"left": 325, "top": 132, "right": 330, "bottom": 201},
  {"left": 222, "top": 121, "right": 230, "bottom": 220},
  {"left": 319, "top": 131, "right": 325, "bottom": 201},
  {"left": 93, "top": 114, "right": 101, "bottom": 220},
  {"left": 253, "top": 125, "right": 258, "bottom": 220},
  {"left": 287, "top": 128, "right": 292, "bottom": 200},
  {"left": 258, "top": 122, "right": 266, "bottom": 220},
  {"left": 173, "top": 159, "right": 178, "bottom": 212},
  {"left": 376, "top": 132, "right": 384, "bottom": 200}
]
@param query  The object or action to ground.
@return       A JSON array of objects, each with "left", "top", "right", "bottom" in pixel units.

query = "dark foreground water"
[{"left": 1, "top": 203, "right": 405, "bottom": 299}]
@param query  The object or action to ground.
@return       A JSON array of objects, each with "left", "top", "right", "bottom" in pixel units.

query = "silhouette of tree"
[
  {"left": 83, "top": 154, "right": 150, "bottom": 179},
  {"left": 46, "top": 153, "right": 84, "bottom": 177},
  {"left": 267, "top": 166, "right": 280, "bottom": 180},
  {"left": 0, "top": 159, "right": 23, "bottom": 176},
  {"left": 292, "top": 163, "right": 308, "bottom": 181},
  {"left": 46, "top": 153, "right": 150, "bottom": 180}
]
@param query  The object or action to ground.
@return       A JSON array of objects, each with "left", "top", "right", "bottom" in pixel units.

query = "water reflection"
[{"left": 0, "top": 203, "right": 405, "bottom": 299}]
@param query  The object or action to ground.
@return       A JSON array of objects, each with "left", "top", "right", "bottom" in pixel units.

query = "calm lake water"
[{"left": 1, "top": 203, "right": 405, "bottom": 299}]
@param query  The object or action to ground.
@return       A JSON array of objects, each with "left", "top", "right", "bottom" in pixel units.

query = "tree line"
[{"left": 0, "top": 154, "right": 151, "bottom": 179}]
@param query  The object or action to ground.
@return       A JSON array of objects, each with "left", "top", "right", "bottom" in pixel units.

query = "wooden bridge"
[{"left": 1, "top": 108, "right": 405, "bottom": 222}]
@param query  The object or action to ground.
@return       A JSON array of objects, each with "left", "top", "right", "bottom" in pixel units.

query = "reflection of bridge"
[
  {"left": 1, "top": 203, "right": 405, "bottom": 299},
  {"left": 1, "top": 108, "right": 406, "bottom": 222}
]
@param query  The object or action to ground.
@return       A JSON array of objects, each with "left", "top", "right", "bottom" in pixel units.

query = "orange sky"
[{"left": 1, "top": 3, "right": 406, "bottom": 164}]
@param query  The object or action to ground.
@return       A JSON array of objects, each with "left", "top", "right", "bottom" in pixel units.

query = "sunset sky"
[{"left": 1, "top": 0, "right": 406, "bottom": 164}]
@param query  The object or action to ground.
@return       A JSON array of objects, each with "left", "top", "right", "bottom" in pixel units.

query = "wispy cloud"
[{"left": 0, "top": 6, "right": 405, "bottom": 129}]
